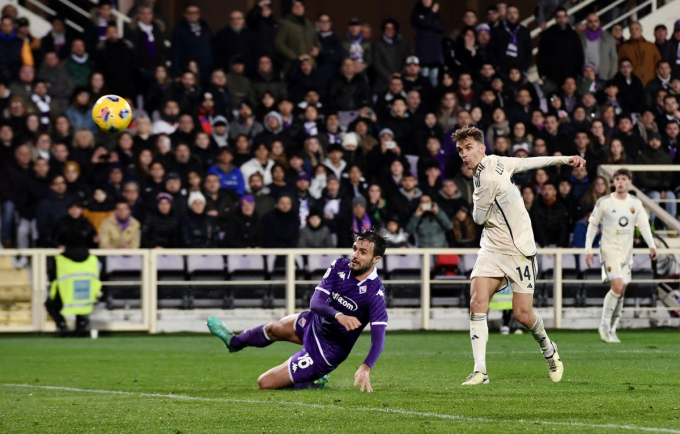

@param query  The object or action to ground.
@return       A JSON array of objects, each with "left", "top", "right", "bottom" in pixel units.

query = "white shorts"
[
  {"left": 470, "top": 249, "right": 537, "bottom": 294},
  {"left": 601, "top": 254, "right": 632, "bottom": 285}
]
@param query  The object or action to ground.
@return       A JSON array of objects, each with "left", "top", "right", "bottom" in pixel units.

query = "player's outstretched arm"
[
  {"left": 354, "top": 323, "right": 386, "bottom": 393},
  {"left": 500, "top": 155, "right": 586, "bottom": 175}
]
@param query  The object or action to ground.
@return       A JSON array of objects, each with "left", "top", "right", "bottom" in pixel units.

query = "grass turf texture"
[{"left": 1, "top": 330, "right": 679, "bottom": 433}]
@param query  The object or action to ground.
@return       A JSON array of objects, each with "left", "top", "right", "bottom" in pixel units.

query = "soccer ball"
[{"left": 92, "top": 95, "right": 132, "bottom": 133}]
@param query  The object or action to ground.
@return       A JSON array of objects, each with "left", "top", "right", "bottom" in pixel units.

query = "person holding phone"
[{"left": 405, "top": 194, "right": 452, "bottom": 248}]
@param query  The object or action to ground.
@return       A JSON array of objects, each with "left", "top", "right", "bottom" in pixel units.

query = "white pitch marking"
[{"left": 3, "top": 384, "right": 680, "bottom": 433}]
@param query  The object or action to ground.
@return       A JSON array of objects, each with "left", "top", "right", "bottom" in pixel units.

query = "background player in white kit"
[
  {"left": 585, "top": 169, "right": 657, "bottom": 343},
  {"left": 453, "top": 126, "right": 586, "bottom": 386}
]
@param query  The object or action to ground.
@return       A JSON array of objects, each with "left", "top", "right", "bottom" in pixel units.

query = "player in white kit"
[
  {"left": 453, "top": 126, "right": 586, "bottom": 386},
  {"left": 585, "top": 168, "right": 657, "bottom": 343}
]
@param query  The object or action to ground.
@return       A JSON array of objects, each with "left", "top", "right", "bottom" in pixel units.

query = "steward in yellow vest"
[{"left": 45, "top": 247, "right": 102, "bottom": 337}]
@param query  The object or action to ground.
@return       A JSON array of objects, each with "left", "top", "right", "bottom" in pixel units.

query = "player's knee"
[
  {"left": 262, "top": 322, "right": 277, "bottom": 340},
  {"left": 257, "top": 374, "right": 272, "bottom": 390},
  {"left": 512, "top": 308, "right": 532, "bottom": 326}
]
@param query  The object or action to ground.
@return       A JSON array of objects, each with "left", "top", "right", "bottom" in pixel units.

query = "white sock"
[
  {"left": 470, "top": 313, "right": 488, "bottom": 373},
  {"left": 610, "top": 296, "right": 624, "bottom": 333},
  {"left": 529, "top": 315, "right": 554, "bottom": 358},
  {"left": 600, "top": 290, "right": 620, "bottom": 328}
]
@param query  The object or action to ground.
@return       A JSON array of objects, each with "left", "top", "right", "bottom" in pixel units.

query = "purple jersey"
[{"left": 310, "top": 258, "right": 388, "bottom": 365}]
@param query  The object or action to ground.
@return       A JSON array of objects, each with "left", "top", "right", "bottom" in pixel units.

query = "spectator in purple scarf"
[{"left": 579, "top": 13, "right": 618, "bottom": 81}]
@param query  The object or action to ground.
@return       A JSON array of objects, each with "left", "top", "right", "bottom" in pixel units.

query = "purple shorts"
[{"left": 288, "top": 311, "right": 336, "bottom": 384}]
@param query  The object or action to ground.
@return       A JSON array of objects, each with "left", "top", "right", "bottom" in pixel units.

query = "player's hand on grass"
[
  {"left": 568, "top": 155, "right": 586, "bottom": 168},
  {"left": 650, "top": 247, "right": 658, "bottom": 261},
  {"left": 585, "top": 253, "right": 594, "bottom": 267},
  {"left": 335, "top": 313, "right": 361, "bottom": 331},
  {"left": 354, "top": 363, "right": 373, "bottom": 393}
]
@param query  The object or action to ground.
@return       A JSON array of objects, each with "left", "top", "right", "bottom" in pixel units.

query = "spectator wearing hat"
[
  {"left": 222, "top": 194, "right": 261, "bottom": 248},
  {"left": 537, "top": 8, "right": 584, "bottom": 95},
  {"left": 197, "top": 92, "right": 217, "bottom": 134},
  {"left": 180, "top": 191, "right": 219, "bottom": 248},
  {"left": 213, "top": 10, "right": 258, "bottom": 76},
  {"left": 206, "top": 147, "right": 245, "bottom": 196},
  {"left": 373, "top": 18, "right": 411, "bottom": 95},
  {"left": 402, "top": 55, "right": 435, "bottom": 109},
  {"left": 580, "top": 13, "right": 619, "bottom": 81},
  {"left": 98, "top": 201, "right": 140, "bottom": 249},
  {"left": 229, "top": 102, "right": 264, "bottom": 142},
  {"left": 365, "top": 127, "right": 408, "bottom": 181},
  {"left": 530, "top": 181, "right": 569, "bottom": 248},
  {"left": 410, "top": 0, "right": 445, "bottom": 86},
  {"left": 253, "top": 111, "right": 294, "bottom": 152},
  {"left": 165, "top": 172, "right": 188, "bottom": 219},
  {"left": 636, "top": 132, "right": 676, "bottom": 221},
  {"left": 618, "top": 22, "right": 662, "bottom": 86},
  {"left": 260, "top": 193, "right": 300, "bottom": 247},
  {"left": 340, "top": 132, "right": 365, "bottom": 170},
  {"left": 490, "top": 5, "right": 532, "bottom": 73},
  {"left": 274, "top": 0, "right": 319, "bottom": 73},
  {"left": 297, "top": 206, "right": 333, "bottom": 248},
  {"left": 342, "top": 17, "right": 373, "bottom": 76},
  {"left": 405, "top": 194, "right": 452, "bottom": 248},
  {"left": 52, "top": 198, "right": 98, "bottom": 249},
  {"left": 241, "top": 141, "right": 275, "bottom": 193}
]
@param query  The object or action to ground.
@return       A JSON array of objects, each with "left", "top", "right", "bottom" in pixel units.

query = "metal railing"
[{"left": 0, "top": 247, "right": 678, "bottom": 334}]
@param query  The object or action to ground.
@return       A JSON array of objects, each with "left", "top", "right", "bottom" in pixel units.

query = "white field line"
[{"left": 3, "top": 383, "right": 679, "bottom": 434}]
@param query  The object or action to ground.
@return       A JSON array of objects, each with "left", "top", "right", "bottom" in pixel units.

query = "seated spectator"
[
  {"left": 379, "top": 97, "right": 416, "bottom": 153},
  {"left": 82, "top": 188, "right": 115, "bottom": 232},
  {"left": 248, "top": 172, "right": 275, "bottom": 218},
  {"left": 293, "top": 171, "right": 317, "bottom": 227},
  {"left": 165, "top": 173, "right": 188, "bottom": 219},
  {"left": 302, "top": 136, "right": 324, "bottom": 173},
  {"left": 605, "top": 137, "right": 632, "bottom": 164},
  {"left": 530, "top": 181, "right": 569, "bottom": 247},
  {"left": 152, "top": 99, "right": 180, "bottom": 135},
  {"left": 452, "top": 206, "right": 478, "bottom": 247},
  {"left": 179, "top": 191, "right": 219, "bottom": 248},
  {"left": 241, "top": 141, "right": 275, "bottom": 192},
  {"left": 203, "top": 173, "right": 237, "bottom": 231},
  {"left": 229, "top": 102, "right": 264, "bottom": 142},
  {"left": 122, "top": 181, "right": 145, "bottom": 223},
  {"left": 391, "top": 172, "right": 423, "bottom": 227},
  {"left": 328, "top": 58, "right": 371, "bottom": 112},
  {"left": 141, "top": 193, "right": 179, "bottom": 249},
  {"left": 52, "top": 199, "right": 98, "bottom": 249},
  {"left": 222, "top": 195, "right": 261, "bottom": 248},
  {"left": 340, "top": 132, "right": 365, "bottom": 171},
  {"left": 309, "top": 164, "right": 328, "bottom": 200},
  {"left": 405, "top": 194, "right": 452, "bottom": 248},
  {"left": 320, "top": 175, "right": 349, "bottom": 235},
  {"left": 64, "top": 39, "right": 94, "bottom": 88},
  {"left": 297, "top": 207, "right": 333, "bottom": 248},
  {"left": 260, "top": 194, "right": 299, "bottom": 247},
  {"left": 98, "top": 201, "right": 141, "bottom": 249},
  {"left": 436, "top": 178, "right": 466, "bottom": 219},
  {"left": 267, "top": 163, "right": 293, "bottom": 200},
  {"left": 636, "top": 132, "right": 676, "bottom": 221},
  {"left": 207, "top": 148, "right": 245, "bottom": 196},
  {"left": 381, "top": 218, "right": 409, "bottom": 248},
  {"left": 366, "top": 183, "right": 390, "bottom": 223},
  {"left": 420, "top": 163, "right": 443, "bottom": 199},
  {"left": 323, "top": 143, "right": 347, "bottom": 179}
]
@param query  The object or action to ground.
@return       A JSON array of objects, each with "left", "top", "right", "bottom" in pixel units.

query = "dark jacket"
[
  {"left": 530, "top": 197, "right": 570, "bottom": 247},
  {"left": 179, "top": 210, "right": 219, "bottom": 248},
  {"left": 0, "top": 32, "right": 24, "bottom": 81},
  {"left": 95, "top": 39, "right": 137, "bottom": 98},
  {"left": 222, "top": 210, "right": 261, "bottom": 248},
  {"left": 125, "top": 22, "right": 167, "bottom": 72},
  {"left": 213, "top": 25, "right": 258, "bottom": 74},
  {"left": 17, "top": 174, "right": 51, "bottom": 220},
  {"left": 245, "top": 4, "right": 278, "bottom": 63},
  {"left": 204, "top": 189, "right": 237, "bottom": 231},
  {"left": 612, "top": 72, "right": 646, "bottom": 114},
  {"left": 260, "top": 207, "right": 299, "bottom": 247},
  {"left": 317, "top": 31, "right": 344, "bottom": 92},
  {"left": 171, "top": 19, "right": 213, "bottom": 81},
  {"left": 52, "top": 215, "right": 97, "bottom": 249},
  {"left": 490, "top": 20, "right": 532, "bottom": 72},
  {"left": 41, "top": 30, "right": 74, "bottom": 60},
  {"left": 390, "top": 188, "right": 423, "bottom": 225},
  {"left": 636, "top": 145, "right": 673, "bottom": 190},
  {"left": 297, "top": 224, "right": 334, "bottom": 248},
  {"left": 410, "top": 3, "right": 445, "bottom": 66},
  {"left": 537, "top": 24, "right": 584, "bottom": 86},
  {"left": 274, "top": 14, "right": 319, "bottom": 71},
  {"left": 36, "top": 192, "right": 69, "bottom": 246},
  {"left": 141, "top": 210, "right": 178, "bottom": 248},
  {"left": 327, "top": 73, "right": 371, "bottom": 111}
]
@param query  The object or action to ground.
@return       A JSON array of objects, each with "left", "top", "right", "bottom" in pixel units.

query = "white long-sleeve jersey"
[
  {"left": 472, "top": 155, "right": 571, "bottom": 257},
  {"left": 585, "top": 193, "right": 656, "bottom": 263}
]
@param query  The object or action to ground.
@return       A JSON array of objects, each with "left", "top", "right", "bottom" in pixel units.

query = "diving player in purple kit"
[{"left": 207, "top": 229, "right": 388, "bottom": 392}]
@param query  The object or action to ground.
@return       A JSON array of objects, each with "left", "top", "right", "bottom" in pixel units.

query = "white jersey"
[
  {"left": 472, "top": 155, "right": 571, "bottom": 257},
  {"left": 585, "top": 193, "right": 656, "bottom": 263}
]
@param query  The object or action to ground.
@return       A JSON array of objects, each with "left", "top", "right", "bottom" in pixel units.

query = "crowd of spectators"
[{"left": 0, "top": 0, "right": 679, "bottom": 254}]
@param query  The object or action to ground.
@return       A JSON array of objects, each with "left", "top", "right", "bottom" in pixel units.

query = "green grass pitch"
[{"left": 1, "top": 329, "right": 679, "bottom": 433}]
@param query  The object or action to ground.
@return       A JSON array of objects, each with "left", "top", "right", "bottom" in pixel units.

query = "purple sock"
[
  {"left": 293, "top": 382, "right": 321, "bottom": 390},
  {"left": 230, "top": 325, "right": 274, "bottom": 350}
]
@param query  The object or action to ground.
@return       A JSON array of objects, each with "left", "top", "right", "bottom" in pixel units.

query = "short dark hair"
[
  {"left": 613, "top": 168, "right": 632, "bottom": 180},
  {"left": 452, "top": 126, "right": 484, "bottom": 145},
  {"left": 354, "top": 228, "right": 387, "bottom": 258}
]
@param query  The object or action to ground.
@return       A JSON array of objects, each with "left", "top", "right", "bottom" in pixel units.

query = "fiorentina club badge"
[
  {"left": 298, "top": 317, "right": 306, "bottom": 328},
  {"left": 360, "top": 285, "right": 367, "bottom": 294}
]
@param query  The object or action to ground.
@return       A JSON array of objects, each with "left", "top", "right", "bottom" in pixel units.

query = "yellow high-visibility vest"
[
  {"left": 489, "top": 282, "right": 513, "bottom": 311},
  {"left": 49, "top": 255, "right": 102, "bottom": 316}
]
